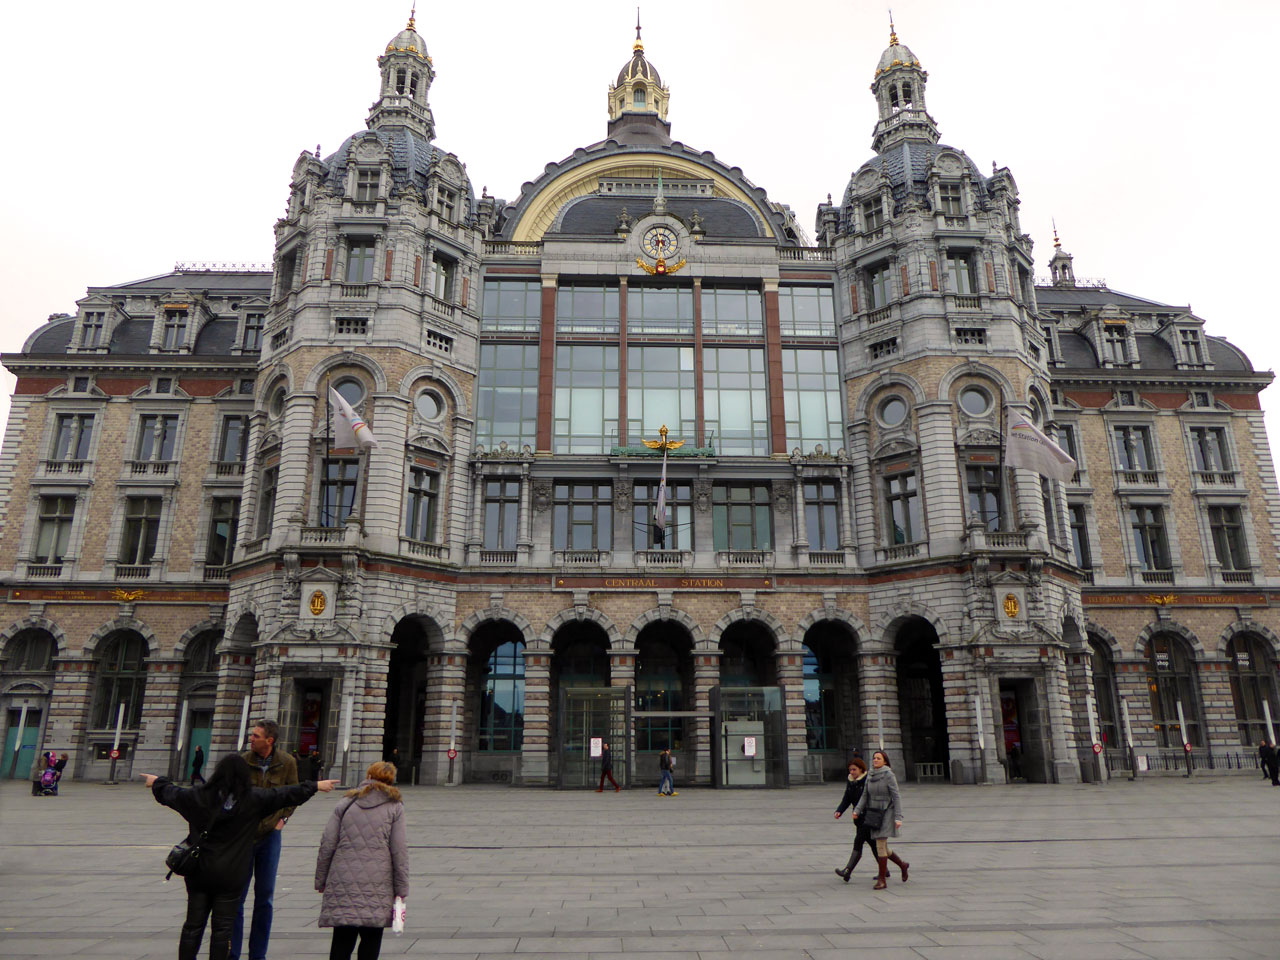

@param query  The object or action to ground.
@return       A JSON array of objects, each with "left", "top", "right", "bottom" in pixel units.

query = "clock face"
[{"left": 642, "top": 225, "right": 678, "bottom": 260}]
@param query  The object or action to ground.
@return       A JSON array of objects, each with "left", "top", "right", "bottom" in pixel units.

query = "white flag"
[
  {"left": 653, "top": 446, "right": 668, "bottom": 546},
  {"left": 1005, "top": 408, "right": 1075, "bottom": 481},
  {"left": 329, "top": 388, "right": 379, "bottom": 450}
]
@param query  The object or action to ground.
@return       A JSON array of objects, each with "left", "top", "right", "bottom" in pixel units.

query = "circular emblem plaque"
[{"left": 309, "top": 590, "right": 327, "bottom": 616}]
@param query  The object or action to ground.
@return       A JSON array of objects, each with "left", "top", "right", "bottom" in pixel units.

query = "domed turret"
[
  {"left": 368, "top": 11, "right": 436, "bottom": 140},
  {"left": 869, "top": 19, "right": 938, "bottom": 153},
  {"left": 606, "top": 16, "right": 671, "bottom": 144}
]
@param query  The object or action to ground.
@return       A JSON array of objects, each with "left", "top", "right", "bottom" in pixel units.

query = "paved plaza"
[{"left": 2, "top": 774, "right": 1279, "bottom": 959}]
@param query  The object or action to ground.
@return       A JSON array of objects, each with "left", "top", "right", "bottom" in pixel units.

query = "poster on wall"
[{"left": 299, "top": 690, "right": 323, "bottom": 754}]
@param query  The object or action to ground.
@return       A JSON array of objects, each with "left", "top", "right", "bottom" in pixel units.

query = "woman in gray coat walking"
[
  {"left": 315, "top": 761, "right": 409, "bottom": 960},
  {"left": 852, "top": 750, "right": 909, "bottom": 889}
]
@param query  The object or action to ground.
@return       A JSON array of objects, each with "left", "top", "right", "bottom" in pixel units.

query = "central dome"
[{"left": 617, "top": 45, "right": 662, "bottom": 87}]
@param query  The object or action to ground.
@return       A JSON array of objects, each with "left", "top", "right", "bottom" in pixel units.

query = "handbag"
[
  {"left": 164, "top": 802, "right": 226, "bottom": 881},
  {"left": 859, "top": 805, "right": 885, "bottom": 831}
]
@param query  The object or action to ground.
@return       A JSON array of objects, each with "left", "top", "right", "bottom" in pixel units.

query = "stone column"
[
  {"left": 352, "top": 649, "right": 391, "bottom": 779},
  {"left": 138, "top": 656, "right": 183, "bottom": 780},
  {"left": 534, "top": 275, "right": 558, "bottom": 453},
  {"left": 792, "top": 473, "right": 808, "bottom": 553},
  {"left": 691, "top": 651, "right": 720, "bottom": 785},
  {"left": 1114, "top": 661, "right": 1155, "bottom": 749},
  {"left": 211, "top": 646, "right": 255, "bottom": 755},
  {"left": 915, "top": 401, "right": 965, "bottom": 555},
  {"left": 274, "top": 394, "right": 318, "bottom": 548},
  {"left": 610, "top": 649, "right": 636, "bottom": 781},
  {"left": 47, "top": 657, "right": 95, "bottom": 779},
  {"left": 517, "top": 462, "right": 533, "bottom": 562},
  {"left": 1043, "top": 648, "right": 1081, "bottom": 784},
  {"left": 521, "top": 648, "right": 551, "bottom": 785},
  {"left": 848, "top": 421, "right": 875, "bottom": 563},
  {"left": 776, "top": 648, "right": 810, "bottom": 783},
  {"left": 1064, "top": 648, "right": 1096, "bottom": 779},
  {"left": 419, "top": 649, "right": 467, "bottom": 785},
  {"left": 838, "top": 463, "right": 856, "bottom": 552},
  {"left": 1197, "top": 658, "right": 1238, "bottom": 752},
  {"left": 362, "top": 395, "right": 411, "bottom": 555},
  {"left": 940, "top": 651, "right": 979, "bottom": 784},
  {"left": 857, "top": 650, "right": 901, "bottom": 761}
]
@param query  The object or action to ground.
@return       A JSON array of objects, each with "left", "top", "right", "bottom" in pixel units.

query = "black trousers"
[
  {"left": 180, "top": 880, "right": 240, "bottom": 960},
  {"left": 330, "top": 925, "right": 385, "bottom": 960}
]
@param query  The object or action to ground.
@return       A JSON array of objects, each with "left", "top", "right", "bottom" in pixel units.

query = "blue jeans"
[
  {"left": 659, "top": 770, "right": 673, "bottom": 794},
  {"left": 230, "top": 828, "right": 282, "bottom": 960}
]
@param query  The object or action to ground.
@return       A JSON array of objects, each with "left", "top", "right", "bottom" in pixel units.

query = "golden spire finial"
[
  {"left": 634, "top": 7, "right": 643, "bottom": 50},
  {"left": 889, "top": 9, "right": 898, "bottom": 45},
  {"left": 1052, "top": 218, "right": 1061, "bottom": 248},
  {"left": 407, "top": 2, "right": 416, "bottom": 30}
]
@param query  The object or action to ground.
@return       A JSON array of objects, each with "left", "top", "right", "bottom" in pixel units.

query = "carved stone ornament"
[
  {"left": 532, "top": 479, "right": 552, "bottom": 513},
  {"left": 615, "top": 483, "right": 633, "bottom": 512},
  {"left": 773, "top": 483, "right": 792, "bottom": 514},
  {"left": 282, "top": 552, "right": 302, "bottom": 601},
  {"left": 962, "top": 429, "right": 1003, "bottom": 446},
  {"left": 694, "top": 479, "right": 713, "bottom": 514}
]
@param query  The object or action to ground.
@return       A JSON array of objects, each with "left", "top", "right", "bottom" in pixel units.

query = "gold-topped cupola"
[{"left": 606, "top": 15, "right": 672, "bottom": 144}]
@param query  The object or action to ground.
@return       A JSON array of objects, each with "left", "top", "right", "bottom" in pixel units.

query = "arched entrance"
[
  {"left": 550, "top": 621, "right": 616, "bottom": 787},
  {"left": 383, "top": 615, "right": 441, "bottom": 782},
  {"left": 174, "top": 630, "right": 220, "bottom": 781},
  {"left": 1226, "top": 634, "right": 1279, "bottom": 746},
  {"left": 1, "top": 629, "right": 56, "bottom": 779},
  {"left": 800, "top": 621, "right": 859, "bottom": 779},
  {"left": 714, "top": 619, "right": 786, "bottom": 787},
  {"left": 895, "top": 618, "right": 948, "bottom": 781},
  {"left": 1145, "top": 632, "right": 1204, "bottom": 749},
  {"left": 634, "top": 621, "right": 694, "bottom": 756},
  {"left": 718, "top": 621, "right": 777, "bottom": 687},
  {"left": 465, "top": 619, "right": 526, "bottom": 783}
]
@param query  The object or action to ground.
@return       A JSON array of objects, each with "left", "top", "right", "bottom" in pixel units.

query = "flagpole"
[
  {"left": 325, "top": 373, "right": 332, "bottom": 527},
  {"left": 998, "top": 395, "right": 1007, "bottom": 531}
]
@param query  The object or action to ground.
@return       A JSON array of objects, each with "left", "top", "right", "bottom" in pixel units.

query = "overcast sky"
[{"left": 2, "top": 0, "right": 1278, "bottom": 460}]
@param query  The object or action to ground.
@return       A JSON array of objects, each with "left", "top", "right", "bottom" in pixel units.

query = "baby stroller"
[{"left": 39, "top": 754, "right": 59, "bottom": 796}]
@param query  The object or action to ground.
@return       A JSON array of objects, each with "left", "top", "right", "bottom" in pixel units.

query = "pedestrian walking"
[
  {"left": 309, "top": 748, "right": 325, "bottom": 782},
  {"left": 191, "top": 745, "right": 206, "bottom": 786},
  {"left": 832, "top": 756, "right": 870, "bottom": 881},
  {"left": 30, "top": 750, "right": 49, "bottom": 797},
  {"left": 852, "top": 750, "right": 908, "bottom": 890},
  {"left": 142, "top": 754, "right": 337, "bottom": 960},
  {"left": 315, "top": 761, "right": 410, "bottom": 960},
  {"left": 596, "top": 741, "right": 620, "bottom": 792},
  {"left": 230, "top": 720, "right": 299, "bottom": 960},
  {"left": 657, "top": 748, "right": 677, "bottom": 796},
  {"left": 1259, "top": 741, "right": 1272, "bottom": 780},
  {"left": 50, "top": 752, "right": 68, "bottom": 796}
]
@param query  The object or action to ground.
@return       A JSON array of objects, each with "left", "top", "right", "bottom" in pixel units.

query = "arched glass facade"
[
  {"left": 1146, "top": 633, "right": 1202, "bottom": 748},
  {"left": 477, "top": 641, "right": 525, "bottom": 752},
  {"left": 1227, "top": 635, "right": 1278, "bottom": 746},
  {"left": 92, "top": 634, "right": 148, "bottom": 729}
]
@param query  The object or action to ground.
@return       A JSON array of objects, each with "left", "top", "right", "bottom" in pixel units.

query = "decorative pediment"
[
  {"left": 855, "top": 168, "right": 880, "bottom": 193},
  {"left": 351, "top": 133, "right": 388, "bottom": 163},
  {"left": 873, "top": 436, "right": 918, "bottom": 460},
  {"left": 298, "top": 565, "right": 343, "bottom": 584},
  {"left": 409, "top": 434, "right": 450, "bottom": 455},
  {"left": 959, "top": 428, "right": 1002, "bottom": 446}
]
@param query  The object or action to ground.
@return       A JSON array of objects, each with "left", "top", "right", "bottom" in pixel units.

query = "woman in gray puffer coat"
[
  {"left": 315, "top": 761, "right": 409, "bottom": 960},
  {"left": 852, "top": 750, "right": 909, "bottom": 889}
]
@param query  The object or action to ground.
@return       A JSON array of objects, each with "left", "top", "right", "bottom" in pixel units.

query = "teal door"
[
  {"left": 3, "top": 709, "right": 42, "bottom": 779},
  {"left": 184, "top": 711, "right": 214, "bottom": 780}
]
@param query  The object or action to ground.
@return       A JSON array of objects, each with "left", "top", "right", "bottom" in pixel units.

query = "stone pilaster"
[
  {"left": 211, "top": 647, "right": 255, "bottom": 755},
  {"left": 610, "top": 650, "right": 636, "bottom": 780},
  {"left": 1198, "top": 658, "right": 1240, "bottom": 751},
  {"left": 47, "top": 657, "right": 95, "bottom": 778},
  {"left": 520, "top": 649, "right": 551, "bottom": 784},
  {"left": 776, "top": 648, "right": 810, "bottom": 782},
  {"left": 691, "top": 651, "right": 720, "bottom": 784},
  {"left": 138, "top": 657, "right": 182, "bottom": 779},
  {"left": 857, "top": 650, "right": 901, "bottom": 760},
  {"left": 419, "top": 650, "right": 467, "bottom": 785},
  {"left": 1043, "top": 649, "right": 1081, "bottom": 783}
]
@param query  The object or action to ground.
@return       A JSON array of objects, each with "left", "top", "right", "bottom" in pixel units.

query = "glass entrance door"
[
  {"left": 557, "top": 686, "right": 630, "bottom": 788},
  {"left": 3, "top": 708, "right": 41, "bottom": 778}
]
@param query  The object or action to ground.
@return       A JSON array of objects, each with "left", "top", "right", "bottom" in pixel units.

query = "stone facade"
[{"left": 2, "top": 18, "right": 1278, "bottom": 789}]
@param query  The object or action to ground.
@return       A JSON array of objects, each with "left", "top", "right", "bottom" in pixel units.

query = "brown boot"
[
  {"left": 873, "top": 857, "right": 889, "bottom": 889},
  {"left": 887, "top": 852, "right": 909, "bottom": 882}
]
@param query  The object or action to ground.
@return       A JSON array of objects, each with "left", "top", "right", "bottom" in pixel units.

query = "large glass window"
[
  {"left": 939, "top": 183, "right": 964, "bottom": 217},
  {"left": 704, "top": 347, "right": 767, "bottom": 455},
  {"left": 477, "top": 343, "right": 539, "bottom": 450},
  {"left": 1069, "top": 504, "right": 1092, "bottom": 569},
  {"left": 218, "top": 416, "right": 248, "bottom": 465},
  {"left": 34, "top": 496, "right": 75, "bottom": 563},
  {"left": 634, "top": 479, "right": 691, "bottom": 550},
  {"left": 161, "top": 310, "right": 188, "bottom": 350},
  {"left": 483, "top": 479, "right": 520, "bottom": 550},
  {"left": 884, "top": 469, "right": 922, "bottom": 544},
  {"left": 803, "top": 645, "right": 838, "bottom": 751},
  {"left": 1103, "top": 325, "right": 1129, "bottom": 363},
  {"left": 861, "top": 198, "right": 883, "bottom": 232},
  {"left": 481, "top": 280, "right": 542, "bottom": 333},
  {"left": 477, "top": 642, "right": 524, "bottom": 751},
  {"left": 635, "top": 636, "right": 685, "bottom": 751},
  {"left": 804, "top": 481, "right": 841, "bottom": 550},
  {"left": 242, "top": 313, "right": 264, "bottom": 351},
  {"left": 712, "top": 484, "right": 772, "bottom": 551},
  {"left": 1208, "top": 505, "right": 1249, "bottom": 572},
  {"left": 51, "top": 413, "right": 94, "bottom": 462},
  {"left": 1227, "top": 636, "right": 1278, "bottom": 746},
  {"left": 947, "top": 254, "right": 977, "bottom": 295},
  {"left": 701, "top": 287, "right": 763, "bottom": 336},
  {"left": 256, "top": 464, "right": 278, "bottom": 538},
  {"left": 552, "top": 482, "right": 612, "bottom": 551},
  {"left": 782, "top": 349, "right": 842, "bottom": 453},
  {"left": 354, "top": 168, "right": 379, "bottom": 202},
  {"left": 1189, "top": 427, "right": 1230, "bottom": 473},
  {"left": 965, "top": 463, "right": 1003, "bottom": 532},
  {"left": 553, "top": 345, "right": 619, "bottom": 454},
  {"left": 404, "top": 467, "right": 440, "bottom": 542},
  {"left": 205, "top": 498, "right": 239, "bottom": 568},
  {"left": 136, "top": 414, "right": 179, "bottom": 462},
  {"left": 1129, "top": 505, "right": 1170, "bottom": 571},
  {"left": 346, "top": 240, "right": 376, "bottom": 283},
  {"left": 866, "top": 264, "right": 892, "bottom": 309},
  {"left": 1147, "top": 634, "right": 1202, "bottom": 748},
  {"left": 318, "top": 457, "right": 360, "bottom": 527},
  {"left": 92, "top": 634, "right": 148, "bottom": 729},
  {"left": 120, "top": 497, "right": 162, "bottom": 565},
  {"left": 1114, "top": 425, "right": 1155, "bottom": 472},
  {"left": 5, "top": 630, "right": 54, "bottom": 672},
  {"left": 1056, "top": 423, "right": 1080, "bottom": 479},
  {"left": 627, "top": 285, "right": 693, "bottom": 335},
  {"left": 556, "top": 283, "right": 619, "bottom": 334},
  {"left": 431, "top": 255, "right": 456, "bottom": 300},
  {"left": 628, "top": 347, "right": 694, "bottom": 445},
  {"left": 778, "top": 286, "right": 835, "bottom": 336},
  {"left": 1088, "top": 638, "right": 1121, "bottom": 748}
]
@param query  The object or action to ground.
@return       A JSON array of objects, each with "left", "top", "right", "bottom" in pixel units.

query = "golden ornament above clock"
[{"left": 637, "top": 225, "right": 687, "bottom": 276}]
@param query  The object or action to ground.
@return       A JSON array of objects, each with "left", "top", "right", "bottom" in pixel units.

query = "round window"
[
  {"left": 959, "top": 386, "right": 991, "bottom": 416},
  {"left": 879, "top": 396, "right": 907, "bottom": 427},
  {"left": 415, "top": 390, "right": 442, "bottom": 421},
  {"left": 334, "top": 378, "right": 365, "bottom": 408},
  {"left": 269, "top": 387, "right": 286, "bottom": 417}
]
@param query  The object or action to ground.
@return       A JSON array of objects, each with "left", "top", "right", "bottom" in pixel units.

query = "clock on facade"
[{"left": 641, "top": 225, "right": 678, "bottom": 260}]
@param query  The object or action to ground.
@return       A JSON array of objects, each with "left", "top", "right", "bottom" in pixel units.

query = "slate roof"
[
  {"left": 1208, "top": 337, "right": 1253, "bottom": 371},
  {"left": 1036, "top": 285, "right": 1179, "bottom": 311},
  {"left": 26, "top": 318, "right": 75, "bottom": 355},
  {"left": 108, "top": 271, "right": 272, "bottom": 295},
  {"left": 845, "top": 139, "right": 988, "bottom": 215},
  {"left": 1058, "top": 332, "right": 1098, "bottom": 368},
  {"left": 25, "top": 316, "right": 247, "bottom": 357},
  {"left": 323, "top": 128, "right": 474, "bottom": 218},
  {"left": 1135, "top": 334, "right": 1176, "bottom": 369},
  {"left": 554, "top": 196, "right": 763, "bottom": 239}
]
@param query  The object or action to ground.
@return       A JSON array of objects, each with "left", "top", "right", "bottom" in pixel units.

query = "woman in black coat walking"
[
  {"left": 832, "top": 756, "right": 870, "bottom": 881},
  {"left": 142, "top": 753, "right": 338, "bottom": 960}
]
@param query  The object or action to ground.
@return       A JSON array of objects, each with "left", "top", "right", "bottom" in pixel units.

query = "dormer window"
[
  {"left": 939, "top": 183, "right": 964, "bottom": 217},
  {"left": 862, "top": 198, "right": 884, "bottom": 232},
  {"left": 82, "top": 311, "right": 105, "bottom": 348},
  {"left": 1103, "top": 324, "right": 1130, "bottom": 363},
  {"left": 633, "top": 85, "right": 646, "bottom": 109},
  {"left": 1179, "top": 329, "right": 1205, "bottom": 364},
  {"left": 161, "top": 309, "right": 188, "bottom": 350},
  {"left": 435, "top": 187, "right": 457, "bottom": 222},
  {"left": 242, "top": 313, "right": 264, "bottom": 351},
  {"left": 354, "top": 169, "right": 379, "bottom": 202}
]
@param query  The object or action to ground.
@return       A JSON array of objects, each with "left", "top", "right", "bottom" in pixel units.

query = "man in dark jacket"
[
  {"left": 190, "top": 745, "right": 205, "bottom": 785},
  {"left": 596, "top": 741, "right": 620, "bottom": 792},
  {"left": 230, "top": 719, "right": 299, "bottom": 960},
  {"left": 1261, "top": 741, "right": 1279, "bottom": 785}
]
